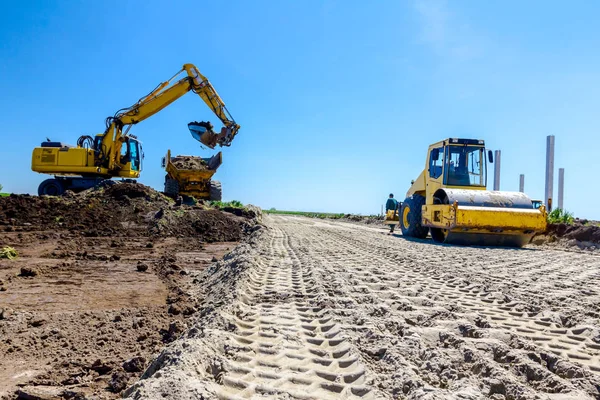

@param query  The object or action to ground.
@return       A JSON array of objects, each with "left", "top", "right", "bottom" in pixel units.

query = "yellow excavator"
[
  {"left": 31, "top": 64, "right": 239, "bottom": 195},
  {"left": 395, "top": 138, "right": 547, "bottom": 247}
]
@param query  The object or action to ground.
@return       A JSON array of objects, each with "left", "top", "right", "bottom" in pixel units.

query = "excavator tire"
[
  {"left": 400, "top": 194, "right": 429, "bottom": 239},
  {"left": 38, "top": 179, "right": 64, "bottom": 196},
  {"left": 209, "top": 180, "right": 222, "bottom": 201},
  {"left": 164, "top": 176, "right": 180, "bottom": 198}
]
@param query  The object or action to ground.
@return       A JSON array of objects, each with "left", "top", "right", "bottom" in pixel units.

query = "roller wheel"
[
  {"left": 164, "top": 176, "right": 179, "bottom": 198},
  {"left": 400, "top": 194, "right": 429, "bottom": 239},
  {"left": 209, "top": 180, "right": 222, "bottom": 201},
  {"left": 38, "top": 179, "right": 64, "bottom": 196},
  {"left": 430, "top": 228, "right": 449, "bottom": 243}
]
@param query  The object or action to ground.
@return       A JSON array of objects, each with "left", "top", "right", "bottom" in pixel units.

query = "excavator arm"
[{"left": 101, "top": 64, "right": 239, "bottom": 171}]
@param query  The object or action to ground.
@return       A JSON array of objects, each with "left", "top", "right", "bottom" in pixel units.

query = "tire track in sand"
[
  {"left": 315, "top": 225, "right": 600, "bottom": 372},
  {"left": 271, "top": 216, "right": 600, "bottom": 398},
  {"left": 214, "top": 226, "right": 376, "bottom": 399}
]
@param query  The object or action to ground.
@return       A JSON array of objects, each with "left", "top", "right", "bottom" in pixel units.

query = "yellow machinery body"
[
  {"left": 397, "top": 138, "right": 547, "bottom": 247},
  {"left": 162, "top": 150, "right": 222, "bottom": 201},
  {"left": 31, "top": 63, "right": 239, "bottom": 196},
  {"left": 384, "top": 209, "right": 399, "bottom": 225},
  {"left": 32, "top": 139, "right": 140, "bottom": 179}
]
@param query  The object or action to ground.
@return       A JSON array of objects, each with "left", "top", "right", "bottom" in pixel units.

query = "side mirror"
[
  {"left": 488, "top": 150, "right": 494, "bottom": 163},
  {"left": 161, "top": 157, "right": 166, "bottom": 168},
  {"left": 431, "top": 148, "right": 440, "bottom": 161}
]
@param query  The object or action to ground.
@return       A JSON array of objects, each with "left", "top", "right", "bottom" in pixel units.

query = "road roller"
[{"left": 399, "top": 138, "right": 547, "bottom": 247}]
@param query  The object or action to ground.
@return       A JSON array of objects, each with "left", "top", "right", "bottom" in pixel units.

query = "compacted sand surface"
[{"left": 125, "top": 215, "right": 600, "bottom": 399}]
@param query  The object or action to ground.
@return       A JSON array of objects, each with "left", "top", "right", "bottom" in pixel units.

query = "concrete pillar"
[
  {"left": 493, "top": 150, "right": 501, "bottom": 191},
  {"left": 558, "top": 168, "right": 564, "bottom": 210},
  {"left": 545, "top": 135, "right": 555, "bottom": 211},
  {"left": 519, "top": 174, "right": 525, "bottom": 193}
]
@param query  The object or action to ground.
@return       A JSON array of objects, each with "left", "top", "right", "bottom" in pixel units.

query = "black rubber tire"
[
  {"left": 400, "top": 194, "right": 429, "bottom": 239},
  {"left": 164, "top": 176, "right": 179, "bottom": 198},
  {"left": 209, "top": 180, "right": 222, "bottom": 201},
  {"left": 38, "top": 179, "right": 64, "bottom": 196}
]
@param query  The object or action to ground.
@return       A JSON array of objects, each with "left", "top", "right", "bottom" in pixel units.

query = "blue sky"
[{"left": 1, "top": 1, "right": 599, "bottom": 219}]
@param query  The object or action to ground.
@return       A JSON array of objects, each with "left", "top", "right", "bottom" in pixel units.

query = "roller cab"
[{"left": 401, "top": 138, "right": 547, "bottom": 247}]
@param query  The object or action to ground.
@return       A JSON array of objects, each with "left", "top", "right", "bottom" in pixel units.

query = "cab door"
[
  {"left": 426, "top": 146, "right": 444, "bottom": 205},
  {"left": 129, "top": 140, "right": 140, "bottom": 172}
]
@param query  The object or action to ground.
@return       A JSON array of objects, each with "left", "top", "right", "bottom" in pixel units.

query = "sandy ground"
[{"left": 123, "top": 215, "right": 600, "bottom": 399}]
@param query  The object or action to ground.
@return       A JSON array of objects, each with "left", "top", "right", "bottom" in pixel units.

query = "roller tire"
[
  {"left": 400, "top": 194, "right": 429, "bottom": 239},
  {"left": 164, "top": 176, "right": 179, "bottom": 198},
  {"left": 209, "top": 180, "right": 222, "bottom": 201},
  {"left": 38, "top": 179, "right": 64, "bottom": 196}
]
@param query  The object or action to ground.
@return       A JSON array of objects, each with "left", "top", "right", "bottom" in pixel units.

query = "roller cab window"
[
  {"left": 429, "top": 147, "right": 443, "bottom": 179},
  {"left": 444, "top": 145, "right": 485, "bottom": 187}
]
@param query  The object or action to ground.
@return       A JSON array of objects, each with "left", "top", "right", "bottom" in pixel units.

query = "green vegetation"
[
  {"left": 210, "top": 200, "right": 245, "bottom": 209},
  {"left": 0, "top": 246, "right": 18, "bottom": 260},
  {"left": 0, "top": 183, "right": 7, "bottom": 197},
  {"left": 548, "top": 208, "right": 574, "bottom": 225},
  {"left": 264, "top": 209, "right": 345, "bottom": 219}
]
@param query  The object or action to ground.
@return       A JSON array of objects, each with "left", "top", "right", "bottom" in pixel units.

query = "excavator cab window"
[
  {"left": 129, "top": 139, "right": 140, "bottom": 171},
  {"left": 444, "top": 145, "right": 485, "bottom": 187}
]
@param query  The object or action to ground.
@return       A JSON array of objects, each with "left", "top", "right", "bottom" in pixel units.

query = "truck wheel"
[
  {"left": 400, "top": 194, "right": 429, "bottom": 238},
  {"left": 164, "top": 176, "right": 179, "bottom": 198},
  {"left": 38, "top": 179, "right": 64, "bottom": 196},
  {"left": 209, "top": 180, "right": 222, "bottom": 201}
]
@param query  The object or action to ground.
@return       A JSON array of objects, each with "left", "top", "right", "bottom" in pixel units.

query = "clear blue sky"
[{"left": 1, "top": 1, "right": 599, "bottom": 219}]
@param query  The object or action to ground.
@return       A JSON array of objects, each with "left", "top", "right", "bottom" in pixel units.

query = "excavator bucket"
[
  {"left": 188, "top": 121, "right": 219, "bottom": 149},
  {"left": 424, "top": 189, "right": 547, "bottom": 247}
]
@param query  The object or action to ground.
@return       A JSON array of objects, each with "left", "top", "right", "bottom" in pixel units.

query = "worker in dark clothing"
[{"left": 385, "top": 193, "right": 398, "bottom": 234}]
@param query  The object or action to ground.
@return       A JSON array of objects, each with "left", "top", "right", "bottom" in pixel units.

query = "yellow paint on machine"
[{"left": 422, "top": 203, "right": 547, "bottom": 232}]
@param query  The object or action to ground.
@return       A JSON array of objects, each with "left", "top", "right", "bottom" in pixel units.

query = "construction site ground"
[
  {"left": 2, "top": 201, "right": 600, "bottom": 399},
  {"left": 125, "top": 215, "right": 600, "bottom": 400},
  {"left": 0, "top": 184, "right": 260, "bottom": 399}
]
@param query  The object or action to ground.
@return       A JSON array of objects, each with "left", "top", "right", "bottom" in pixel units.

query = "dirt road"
[{"left": 127, "top": 215, "right": 600, "bottom": 399}]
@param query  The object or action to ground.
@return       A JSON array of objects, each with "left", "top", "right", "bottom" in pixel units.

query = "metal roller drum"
[{"left": 429, "top": 189, "right": 544, "bottom": 247}]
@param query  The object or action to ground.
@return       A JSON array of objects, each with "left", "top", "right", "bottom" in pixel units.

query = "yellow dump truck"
[
  {"left": 395, "top": 138, "right": 547, "bottom": 247},
  {"left": 162, "top": 149, "right": 222, "bottom": 201}
]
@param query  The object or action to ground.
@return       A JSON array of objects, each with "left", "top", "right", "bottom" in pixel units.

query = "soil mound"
[
  {"left": 0, "top": 182, "right": 255, "bottom": 241},
  {"left": 533, "top": 222, "right": 600, "bottom": 251},
  {"left": 150, "top": 209, "right": 248, "bottom": 242}
]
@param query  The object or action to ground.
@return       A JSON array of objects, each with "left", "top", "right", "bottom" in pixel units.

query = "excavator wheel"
[
  {"left": 164, "top": 176, "right": 180, "bottom": 198},
  {"left": 400, "top": 195, "right": 429, "bottom": 239},
  {"left": 209, "top": 180, "right": 222, "bottom": 201},
  {"left": 38, "top": 179, "right": 64, "bottom": 196}
]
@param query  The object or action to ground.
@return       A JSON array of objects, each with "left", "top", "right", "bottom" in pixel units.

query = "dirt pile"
[
  {"left": 170, "top": 156, "right": 208, "bottom": 171},
  {"left": 0, "top": 182, "right": 255, "bottom": 241},
  {"left": 533, "top": 222, "right": 600, "bottom": 251}
]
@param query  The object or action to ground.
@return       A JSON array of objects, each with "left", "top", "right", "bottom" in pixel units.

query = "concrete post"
[
  {"left": 493, "top": 150, "right": 501, "bottom": 191},
  {"left": 519, "top": 174, "right": 525, "bottom": 193},
  {"left": 545, "top": 135, "right": 555, "bottom": 211},
  {"left": 558, "top": 168, "right": 564, "bottom": 210}
]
